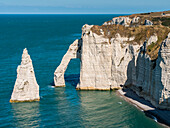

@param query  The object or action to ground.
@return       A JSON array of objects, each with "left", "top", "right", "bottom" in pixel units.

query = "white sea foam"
[
  {"left": 48, "top": 85, "right": 55, "bottom": 88},
  {"left": 118, "top": 102, "right": 122, "bottom": 104},
  {"left": 152, "top": 116, "right": 158, "bottom": 122}
]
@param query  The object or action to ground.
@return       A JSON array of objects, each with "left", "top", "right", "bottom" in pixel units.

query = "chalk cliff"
[
  {"left": 10, "top": 48, "right": 40, "bottom": 102},
  {"left": 131, "top": 34, "right": 170, "bottom": 110},
  {"left": 54, "top": 39, "right": 81, "bottom": 87},
  {"left": 54, "top": 11, "right": 170, "bottom": 109}
]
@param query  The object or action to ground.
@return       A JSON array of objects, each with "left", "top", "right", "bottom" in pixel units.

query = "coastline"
[{"left": 116, "top": 88, "right": 170, "bottom": 127}]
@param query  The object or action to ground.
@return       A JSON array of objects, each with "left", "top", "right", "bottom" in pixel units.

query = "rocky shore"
[{"left": 117, "top": 88, "right": 170, "bottom": 127}]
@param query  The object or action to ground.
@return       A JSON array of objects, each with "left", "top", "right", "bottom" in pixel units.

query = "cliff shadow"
[
  {"left": 122, "top": 41, "right": 170, "bottom": 126},
  {"left": 64, "top": 74, "right": 80, "bottom": 87},
  {"left": 124, "top": 55, "right": 135, "bottom": 87},
  {"left": 144, "top": 109, "right": 170, "bottom": 126},
  {"left": 53, "top": 38, "right": 82, "bottom": 87},
  {"left": 64, "top": 39, "right": 82, "bottom": 87},
  {"left": 64, "top": 58, "right": 81, "bottom": 87},
  {"left": 50, "top": 73, "right": 80, "bottom": 87},
  {"left": 123, "top": 40, "right": 168, "bottom": 107}
]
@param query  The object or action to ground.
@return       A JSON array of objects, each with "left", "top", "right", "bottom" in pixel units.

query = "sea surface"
[{"left": 0, "top": 14, "right": 163, "bottom": 128}]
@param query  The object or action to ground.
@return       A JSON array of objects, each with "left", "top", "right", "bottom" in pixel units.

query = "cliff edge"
[{"left": 54, "top": 11, "right": 170, "bottom": 110}]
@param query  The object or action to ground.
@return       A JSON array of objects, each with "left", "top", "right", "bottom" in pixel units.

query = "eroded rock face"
[
  {"left": 10, "top": 48, "right": 40, "bottom": 102},
  {"left": 103, "top": 16, "right": 140, "bottom": 27},
  {"left": 54, "top": 39, "right": 81, "bottom": 87},
  {"left": 54, "top": 23, "right": 170, "bottom": 109},
  {"left": 77, "top": 25, "right": 141, "bottom": 90},
  {"left": 147, "top": 34, "right": 158, "bottom": 46},
  {"left": 144, "top": 19, "right": 153, "bottom": 25},
  {"left": 131, "top": 34, "right": 170, "bottom": 110},
  {"left": 153, "top": 34, "right": 170, "bottom": 109},
  {"left": 131, "top": 17, "right": 140, "bottom": 24},
  {"left": 77, "top": 25, "right": 111, "bottom": 90}
]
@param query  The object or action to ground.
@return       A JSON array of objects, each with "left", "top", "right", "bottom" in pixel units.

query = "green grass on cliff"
[{"left": 91, "top": 24, "right": 169, "bottom": 60}]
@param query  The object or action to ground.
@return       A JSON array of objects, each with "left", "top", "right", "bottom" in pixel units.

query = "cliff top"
[
  {"left": 104, "top": 10, "right": 170, "bottom": 27},
  {"left": 131, "top": 10, "right": 170, "bottom": 27},
  {"left": 91, "top": 11, "right": 170, "bottom": 60}
]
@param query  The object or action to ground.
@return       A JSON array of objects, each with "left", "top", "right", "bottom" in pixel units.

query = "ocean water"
[{"left": 0, "top": 14, "right": 163, "bottom": 128}]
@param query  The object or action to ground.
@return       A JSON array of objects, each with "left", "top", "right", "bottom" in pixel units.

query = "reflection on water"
[
  {"left": 78, "top": 91, "right": 131, "bottom": 127},
  {"left": 77, "top": 91, "right": 163, "bottom": 128},
  {"left": 11, "top": 102, "right": 40, "bottom": 127},
  {"left": 9, "top": 84, "right": 163, "bottom": 128}
]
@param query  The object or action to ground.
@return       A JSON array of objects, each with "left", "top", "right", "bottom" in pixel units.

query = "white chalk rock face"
[
  {"left": 147, "top": 34, "right": 158, "bottom": 46},
  {"left": 77, "top": 25, "right": 111, "bottom": 90},
  {"left": 112, "top": 17, "right": 131, "bottom": 26},
  {"left": 10, "top": 48, "right": 40, "bottom": 102},
  {"left": 155, "top": 33, "right": 170, "bottom": 109},
  {"left": 129, "top": 34, "right": 170, "bottom": 110},
  {"left": 103, "top": 17, "right": 131, "bottom": 27},
  {"left": 54, "top": 39, "right": 80, "bottom": 87},
  {"left": 131, "top": 17, "right": 140, "bottom": 24},
  {"left": 103, "top": 16, "right": 140, "bottom": 27},
  {"left": 54, "top": 23, "right": 170, "bottom": 109},
  {"left": 144, "top": 19, "right": 153, "bottom": 25}
]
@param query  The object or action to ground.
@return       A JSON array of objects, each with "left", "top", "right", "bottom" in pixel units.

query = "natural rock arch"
[{"left": 54, "top": 39, "right": 82, "bottom": 87}]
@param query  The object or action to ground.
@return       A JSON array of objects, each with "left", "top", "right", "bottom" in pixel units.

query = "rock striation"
[
  {"left": 10, "top": 48, "right": 40, "bottom": 102},
  {"left": 54, "top": 39, "right": 81, "bottom": 87},
  {"left": 103, "top": 16, "right": 140, "bottom": 27},
  {"left": 130, "top": 34, "right": 170, "bottom": 110},
  {"left": 54, "top": 11, "right": 170, "bottom": 110},
  {"left": 103, "top": 16, "right": 132, "bottom": 27},
  {"left": 103, "top": 17, "right": 154, "bottom": 26},
  {"left": 77, "top": 25, "right": 111, "bottom": 90}
]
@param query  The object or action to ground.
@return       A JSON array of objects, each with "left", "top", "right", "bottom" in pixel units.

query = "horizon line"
[
  {"left": 0, "top": 13, "right": 131, "bottom": 15},
  {"left": 0, "top": 10, "right": 168, "bottom": 15}
]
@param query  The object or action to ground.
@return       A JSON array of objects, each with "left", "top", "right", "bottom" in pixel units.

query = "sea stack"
[{"left": 10, "top": 48, "right": 40, "bottom": 102}]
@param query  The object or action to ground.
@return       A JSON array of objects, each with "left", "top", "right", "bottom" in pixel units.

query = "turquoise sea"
[{"left": 0, "top": 14, "right": 163, "bottom": 128}]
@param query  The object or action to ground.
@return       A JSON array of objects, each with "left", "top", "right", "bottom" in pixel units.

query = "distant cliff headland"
[{"left": 54, "top": 11, "right": 170, "bottom": 111}]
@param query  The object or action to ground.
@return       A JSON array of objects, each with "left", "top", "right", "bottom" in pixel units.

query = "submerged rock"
[{"left": 10, "top": 48, "right": 40, "bottom": 102}]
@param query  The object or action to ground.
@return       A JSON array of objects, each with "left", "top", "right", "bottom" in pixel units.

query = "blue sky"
[{"left": 0, "top": 0, "right": 169, "bottom": 14}]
